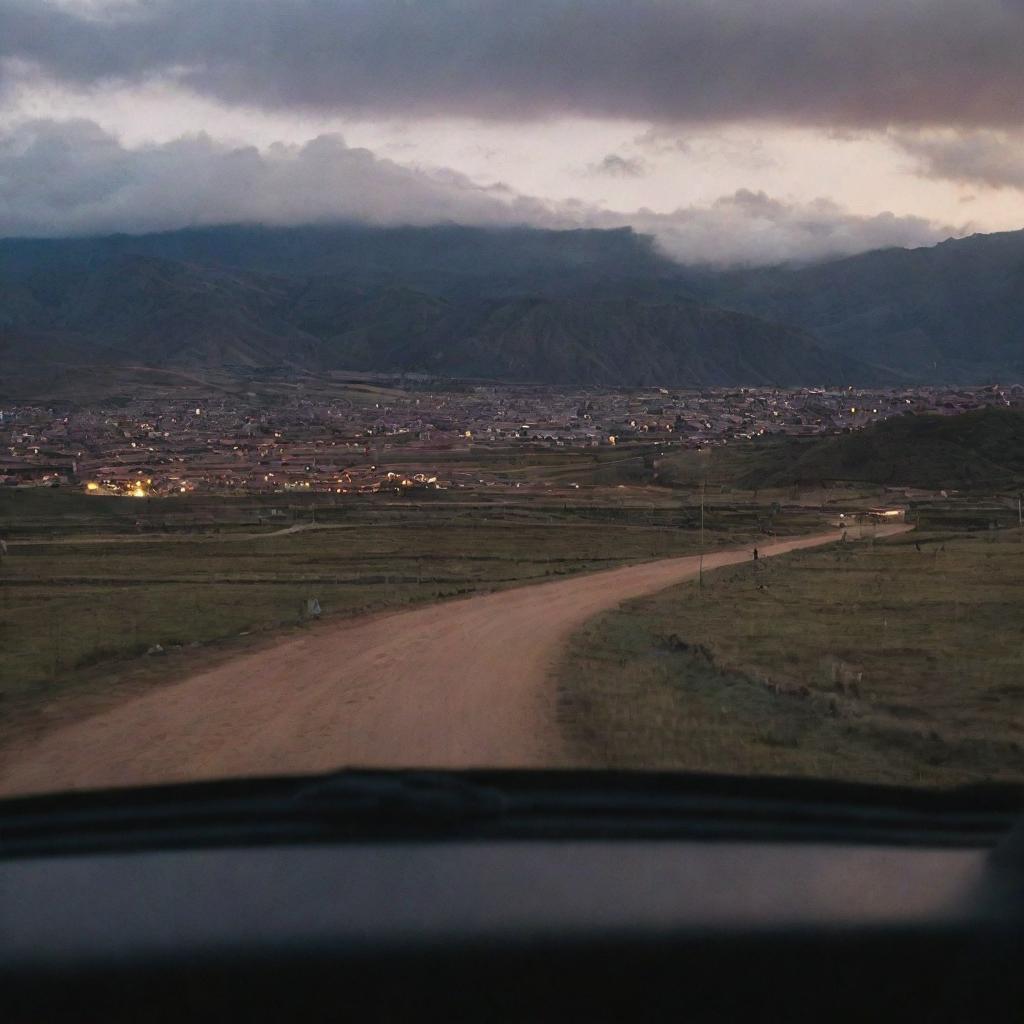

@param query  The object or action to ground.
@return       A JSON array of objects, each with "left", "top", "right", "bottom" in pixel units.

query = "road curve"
[{"left": 0, "top": 527, "right": 907, "bottom": 795}]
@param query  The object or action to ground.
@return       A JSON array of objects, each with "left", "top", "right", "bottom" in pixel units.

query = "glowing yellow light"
[
  {"left": 132, "top": 486, "right": 146, "bottom": 498},
  {"left": 85, "top": 482, "right": 100, "bottom": 492}
]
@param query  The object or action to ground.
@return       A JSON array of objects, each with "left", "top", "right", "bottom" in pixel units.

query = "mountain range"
[
  {"left": 686, "top": 229, "right": 1024, "bottom": 383},
  {"left": 3, "top": 222, "right": 1024, "bottom": 396}
]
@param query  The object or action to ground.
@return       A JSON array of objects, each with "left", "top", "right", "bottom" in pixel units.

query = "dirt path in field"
[
  {"left": 7, "top": 520, "right": 327, "bottom": 546},
  {"left": 0, "top": 527, "right": 910, "bottom": 795}
]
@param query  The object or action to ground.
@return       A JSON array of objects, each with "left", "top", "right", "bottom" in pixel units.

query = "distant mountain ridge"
[
  {"left": 686, "top": 228, "right": 1024, "bottom": 383},
  {"left": 3, "top": 221, "right": 1024, "bottom": 396},
  {"left": 0, "top": 226, "right": 878, "bottom": 395},
  {"left": 0, "top": 224, "right": 677, "bottom": 298}
]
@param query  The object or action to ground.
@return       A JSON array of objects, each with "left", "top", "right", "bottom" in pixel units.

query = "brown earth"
[{"left": 1, "top": 528, "right": 907, "bottom": 796}]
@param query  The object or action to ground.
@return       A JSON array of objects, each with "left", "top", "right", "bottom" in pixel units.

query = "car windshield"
[{"left": 2, "top": 0, "right": 1024, "bottom": 802}]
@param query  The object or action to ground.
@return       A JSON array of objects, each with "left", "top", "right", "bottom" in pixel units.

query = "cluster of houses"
[{"left": 2, "top": 382, "right": 1019, "bottom": 497}]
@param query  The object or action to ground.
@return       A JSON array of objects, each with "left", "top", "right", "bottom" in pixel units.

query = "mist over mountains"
[{"left": 3, "top": 222, "right": 1023, "bottom": 396}]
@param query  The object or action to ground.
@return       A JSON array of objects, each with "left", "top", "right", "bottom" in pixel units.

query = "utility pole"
[
  {"left": 698, "top": 477, "right": 705, "bottom": 590},
  {"left": 697, "top": 447, "right": 711, "bottom": 591}
]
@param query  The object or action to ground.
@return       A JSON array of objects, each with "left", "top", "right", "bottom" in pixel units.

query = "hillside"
[
  {"left": 0, "top": 223, "right": 680, "bottom": 299},
  {"left": 690, "top": 229, "right": 1024, "bottom": 383},
  {"left": 1, "top": 238, "right": 877, "bottom": 394},
  {"left": 736, "top": 406, "right": 1024, "bottom": 490},
  {"left": 9, "top": 221, "right": 1024, "bottom": 391},
  {"left": 313, "top": 293, "right": 873, "bottom": 385}
]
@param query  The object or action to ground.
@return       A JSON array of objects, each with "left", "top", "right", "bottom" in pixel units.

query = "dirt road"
[{"left": 0, "top": 528, "right": 907, "bottom": 795}]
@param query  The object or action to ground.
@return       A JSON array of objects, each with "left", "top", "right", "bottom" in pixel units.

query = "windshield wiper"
[
  {"left": 291, "top": 771, "right": 509, "bottom": 825},
  {"left": 1, "top": 770, "right": 1021, "bottom": 860},
  {"left": 0, "top": 772, "right": 512, "bottom": 859}
]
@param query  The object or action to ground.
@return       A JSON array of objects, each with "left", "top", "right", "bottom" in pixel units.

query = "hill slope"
[
  {"left": 12, "top": 220, "right": 1024, "bottom": 389},
  {"left": 691, "top": 229, "right": 1024, "bottom": 383},
  {"left": 736, "top": 407, "right": 1024, "bottom": 489},
  {"left": 306, "top": 291, "right": 872, "bottom": 385},
  {"left": 0, "top": 223, "right": 679, "bottom": 299},
  {"left": 1, "top": 235, "right": 878, "bottom": 392}
]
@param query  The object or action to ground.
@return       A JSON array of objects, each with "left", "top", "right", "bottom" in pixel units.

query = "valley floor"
[
  {"left": 557, "top": 527, "right": 1024, "bottom": 786},
  {"left": 0, "top": 530, "right": 850, "bottom": 796}
]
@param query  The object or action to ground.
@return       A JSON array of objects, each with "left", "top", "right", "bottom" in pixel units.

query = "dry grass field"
[{"left": 557, "top": 528, "right": 1024, "bottom": 786}]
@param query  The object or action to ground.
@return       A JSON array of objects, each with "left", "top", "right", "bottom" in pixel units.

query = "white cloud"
[
  {"left": 0, "top": 119, "right": 546, "bottom": 236},
  {"left": 0, "top": 119, "right": 961, "bottom": 265},
  {"left": 621, "top": 191, "right": 960, "bottom": 266}
]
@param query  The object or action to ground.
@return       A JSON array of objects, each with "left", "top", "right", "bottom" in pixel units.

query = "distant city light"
[{"left": 4, "top": 383, "right": 1010, "bottom": 501}]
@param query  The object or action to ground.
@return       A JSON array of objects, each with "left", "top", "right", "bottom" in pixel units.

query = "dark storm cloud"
[
  {"left": 893, "top": 129, "right": 1024, "bottom": 189},
  {"left": 0, "top": 119, "right": 956, "bottom": 263},
  {"left": 3, "top": 0, "right": 1024, "bottom": 128},
  {"left": 590, "top": 153, "right": 649, "bottom": 178}
]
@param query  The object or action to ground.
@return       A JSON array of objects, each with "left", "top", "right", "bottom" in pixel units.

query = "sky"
[{"left": 2, "top": 0, "right": 1024, "bottom": 265}]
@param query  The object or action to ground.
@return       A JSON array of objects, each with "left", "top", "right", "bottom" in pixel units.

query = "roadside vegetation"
[{"left": 557, "top": 528, "right": 1024, "bottom": 786}]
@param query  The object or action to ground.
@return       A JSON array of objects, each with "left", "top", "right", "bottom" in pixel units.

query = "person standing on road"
[{"left": 752, "top": 546, "right": 759, "bottom": 561}]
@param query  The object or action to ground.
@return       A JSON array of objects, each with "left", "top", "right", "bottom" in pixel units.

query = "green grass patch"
[{"left": 556, "top": 529, "right": 1024, "bottom": 786}]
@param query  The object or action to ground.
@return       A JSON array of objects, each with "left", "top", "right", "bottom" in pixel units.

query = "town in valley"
[{"left": 4, "top": 376, "right": 1018, "bottom": 499}]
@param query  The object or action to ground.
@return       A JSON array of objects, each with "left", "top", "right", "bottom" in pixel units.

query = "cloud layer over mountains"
[
  {"left": 0, "top": 119, "right": 954, "bottom": 264},
  {"left": 0, "top": 119, "right": 542, "bottom": 236}
]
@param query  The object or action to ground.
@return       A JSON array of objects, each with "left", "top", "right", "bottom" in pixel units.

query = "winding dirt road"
[{"left": 0, "top": 528, "right": 906, "bottom": 795}]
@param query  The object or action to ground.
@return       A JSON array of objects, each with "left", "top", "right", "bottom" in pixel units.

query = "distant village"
[{"left": 2, "top": 381, "right": 1020, "bottom": 498}]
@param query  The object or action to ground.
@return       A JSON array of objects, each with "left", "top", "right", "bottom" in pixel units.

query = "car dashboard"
[{"left": 3, "top": 771, "right": 1022, "bottom": 1021}]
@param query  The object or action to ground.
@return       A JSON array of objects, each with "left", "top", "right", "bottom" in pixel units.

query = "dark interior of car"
[{"left": 4, "top": 770, "right": 1023, "bottom": 1021}]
